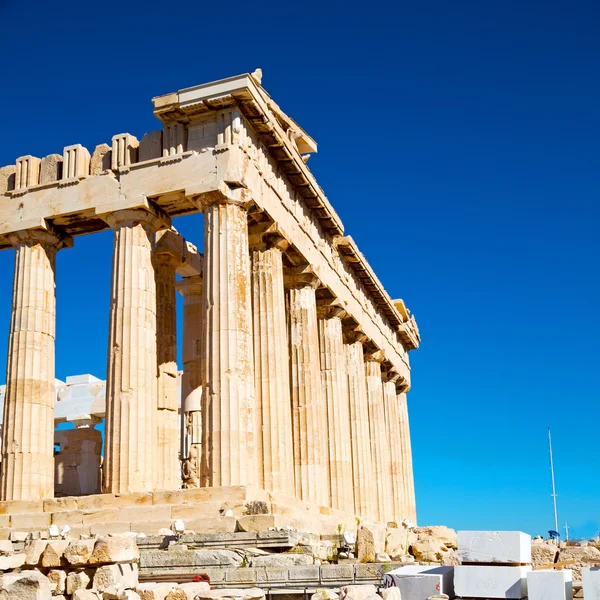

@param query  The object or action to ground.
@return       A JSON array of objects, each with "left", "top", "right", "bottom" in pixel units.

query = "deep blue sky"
[{"left": 1, "top": 0, "right": 598, "bottom": 538}]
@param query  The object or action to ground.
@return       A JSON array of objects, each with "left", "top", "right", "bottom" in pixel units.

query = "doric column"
[
  {"left": 1, "top": 227, "right": 71, "bottom": 501},
  {"left": 251, "top": 234, "right": 295, "bottom": 495},
  {"left": 104, "top": 208, "right": 165, "bottom": 494},
  {"left": 365, "top": 351, "right": 392, "bottom": 522},
  {"left": 154, "top": 230, "right": 182, "bottom": 490},
  {"left": 286, "top": 267, "right": 329, "bottom": 506},
  {"left": 176, "top": 276, "right": 203, "bottom": 489},
  {"left": 344, "top": 332, "right": 376, "bottom": 520},
  {"left": 383, "top": 371, "right": 405, "bottom": 522},
  {"left": 200, "top": 195, "right": 255, "bottom": 487},
  {"left": 318, "top": 305, "right": 353, "bottom": 513},
  {"left": 398, "top": 391, "right": 417, "bottom": 522}
]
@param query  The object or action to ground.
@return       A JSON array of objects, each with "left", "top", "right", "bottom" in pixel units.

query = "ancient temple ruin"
[{"left": 0, "top": 72, "right": 420, "bottom": 534}]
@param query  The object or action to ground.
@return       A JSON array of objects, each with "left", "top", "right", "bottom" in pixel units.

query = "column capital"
[
  {"left": 396, "top": 376, "right": 410, "bottom": 394},
  {"left": 316, "top": 302, "right": 346, "bottom": 321},
  {"left": 176, "top": 275, "right": 203, "bottom": 296},
  {"left": 194, "top": 181, "right": 253, "bottom": 212},
  {"left": 248, "top": 221, "right": 290, "bottom": 252},
  {"left": 104, "top": 206, "right": 169, "bottom": 232},
  {"left": 8, "top": 222, "right": 73, "bottom": 250},
  {"left": 284, "top": 265, "right": 320, "bottom": 289},
  {"left": 383, "top": 369, "right": 401, "bottom": 384},
  {"left": 155, "top": 229, "right": 185, "bottom": 266},
  {"left": 365, "top": 349, "right": 386, "bottom": 364},
  {"left": 343, "top": 328, "right": 368, "bottom": 344}
]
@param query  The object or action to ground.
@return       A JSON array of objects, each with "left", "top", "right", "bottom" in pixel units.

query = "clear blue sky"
[{"left": 0, "top": 0, "right": 598, "bottom": 539}]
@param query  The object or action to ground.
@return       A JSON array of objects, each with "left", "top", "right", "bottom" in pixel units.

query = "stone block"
[
  {"left": 44, "top": 497, "right": 79, "bottom": 513},
  {"left": 136, "top": 583, "right": 178, "bottom": 600},
  {"left": 531, "top": 541, "right": 558, "bottom": 568},
  {"left": 0, "top": 570, "right": 52, "bottom": 599},
  {"left": 384, "top": 565, "right": 454, "bottom": 597},
  {"left": 140, "top": 549, "right": 243, "bottom": 569},
  {"left": 583, "top": 568, "right": 600, "bottom": 600},
  {"left": 179, "top": 516, "right": 237, "bottom": 534},
  {"left": 339, "top": 585, "right": 377, "bottom": 600},
  {"left": 320, "top": 564, "right": 355, "bottom": 582},
  {"left": 201, "top": 568, "right": 225, "bottom": 583},
  {"left": 93, "top": 562, "right": 138, "bottom": 592},
  {"left": 288, "top": 565, "right": 320, "bottom": 582},
  {"left": 118, "top": 505, "right": 172, "bottom": 523},
  {"left": 90, "top": 522, "right": 131, "bottom": 536},
  {"left": 0, "top": 500, "right": 44, "bottom": 514},
  {"left": 89, "top": 535, "right": 139, "bottom": 564},
  {"left": 139, "top": 131, "right": 163, "bottom": 162},
  {"left": 11, "top": 512, "right": 51, "bottom": 529},
  {"left": 177, "top": 583, "right": 211, "bottom": 600},
  {"left": 41, "top": 540, "right": 70, "bottom": 567},
  {"left": 386, "top": 575, "right": 440, "bottom": 600},
  {"left": 66, "top": 569, "right": 94, "bottom": 594},
  {"left": 39, "top": 154, "right": 63, "bottom": 184},
  {"left": 48, "top": 569, "right": 67, "bottom": 594},
  {"left": 82, "top": 508, "right": 120, "bottom": 524},
  {"left": 193, "top": 589, "right": 265, "bottom": 600},
  {"left": 255, "top": 567, "right": 289, "bottom": 583},
  {"left": 0, "top": 552, "right": 26, "bottom": 569},
  {"left": 527, "top": 570, "right": 572, "bottom": 600},
  {"left": 24, "top": 540, "right": 49, "bottom": 565},
  {"left": 252, "top": 553, "right": 314, "bottom": 567},
  {"left": 73, "top": 590, "right": 102, "bottom": 600},
  {"left": 64, "top": 539, "right": 96, "bottom": 566},
  {"left": 51, "top": 510, "right": 85, "bottom": 525},
  {"left": 354, "top": 563, "right": 385, "bottom": 581},
  {"left": 225, "top": 568, "right": 257, "bottom": 583},
  {"left": 130, "top": 521, "right": 173, "bottom": 535},
  {"left": 237, "top": 515, "right": 291, "bottom": 532},
  {"left": 90, "top": 143, "right": 112, "bottom": 174},
  {"left": 0, "top": 165, "right": 16, "bottom": 193},
  {"left": 380, "top": 589, "right": 400, "bottom": 600},
  {"left": 458, "top": 531, "right": 531, "bottom": 564},
  {"left": 454, "top": 565, "right": 530, "bottom": 599},
  {"left": 15, "top": 155, "right": 41, "bottom": 189}
]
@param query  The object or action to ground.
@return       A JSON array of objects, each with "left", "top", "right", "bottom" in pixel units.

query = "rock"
[
  {"left": 375, "top": 552, "right": 391, "bottom": 562},
  {"left": 67, "top": 569, "right": 94, "bottom": 595},
  {"left": 0, "top": 165, "right": 16, "bottom": 193},
  {"left": 24, "top": 540, "right": 49, "bottom": 566},
  {"left": 380, "top": 589, "right": 401, "bottom": 600},
  {"left": 193, "top": 590, "right": 266, "bottom": 600},
  {"left": 93, "top": 563, "right": 138, "bottom": 592},
  {"left": 0, "top": 552, "right": 26, "bottom": 569},
  {"left": 557, "top": 545, "right": 600, "bottom": 581},
  {"left": 41, "top": 541, "right": 70, "bottom": 567},
  {"left": 39, "top": 154, "right": 63, "bottom": 184},
  {"left": 311, "top": 590, "right": 340, "bottom": 600},
  {"left": 90, "top": 536, "right": 139, "bottom": 564},
  {"left": 73, "top": 591, "right": 101, "bottom": 600},
  {"left": 440, "top": 548, "right": 460, "bottom": 566},
  {"left": 165, "top": 590, "right": 187, "bottom": 600},
  {"left": 0, "top": 570, "right": 53, "bottom": 599},
  {"left": 48, "top": 569, "right": 67, "bottom": 594},
  {"left": 339, "top": 585, "right": 378, "bottom": 600},
  {"left": 410, "top": 537, "right": 450, "bottom": 562},
  {"left": 120, "top": 593, "right": 142, "bottom": 600},
  {"left": 135, "top": 584, "right": 178, "bottom": 600},
  {"left": 385, "top": 528, "right": 415, "bottom": 559},
  {"left": 65, "top": 539, "right": 96, "bottom": 566},
  {"left": 531, "top": 541, "right": 558, "bottom": 568},
  {"left": 178, "top": 582, "right": 211, "bottom": 600},
  {"left": 90, "top": 144, "right": 111, "bottom": 174},
  {"left": 413, "top": 526, "right": 457, "bottom": 549},
  {"left": 357, "top": 526, "right": 376, "bottom": 563}
]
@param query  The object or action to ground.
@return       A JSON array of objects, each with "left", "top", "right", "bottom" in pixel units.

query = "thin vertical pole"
[{"left": 548, "top": 427, "right": 559, "bottom": 535}]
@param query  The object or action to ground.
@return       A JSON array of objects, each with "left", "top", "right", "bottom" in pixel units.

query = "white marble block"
[
  {"left": 458, "top": 530, "right": 531, "bottom": 563},
  {"left": 454, "top": 565, "right": 531, "bottom": 599},
  {"left": 583, "top": 567, "right": 600, "bottom": 600},
  {"left": 527, "top": 570, "right": 572, "bottom": 600},
  {"left": 386, "top": 565, "right": 454, "bottom": 597}
]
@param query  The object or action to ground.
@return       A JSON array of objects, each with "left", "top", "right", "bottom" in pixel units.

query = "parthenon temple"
[{"left": 0, "top": 72, "right": 420, "bottom": 534}]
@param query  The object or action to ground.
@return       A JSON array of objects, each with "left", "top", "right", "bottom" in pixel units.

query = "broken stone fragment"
[
  {"left": 48, "top": 569, "right": 67, "bottom": 594},
  {"left": 135, "top": 582, "right": 179, "bottom": 600},
  {"left": 0, "top": 165, "right": 16, "bottom": 193},
  {"left": 0, "top": 570, "right": 53, "bottom": 599},
  {"left": 138, "top": 131, "right": 163, "bottom": 162},
  {"left": 41, "top": 540, "right": 70, "bottom": 567},
  {"left": 0, "top": 552, "right": 26, "bottom": 570},
  {"left": 73, "top": 590, "right": 101, "bottom": 600},
  {"left": 380, "top": 589, "right": 401, "bottom": 600},
  {"left": 66, "top": 569, "right": 94, "bottom": 594},
  {"left": 64, "top": 539, "right": 96, "bottom": 566},
  {"left": 24, "top": 540, "right": 50, "bottom": 566},
  {"left": 339, "top": 585, "right": 377, "bottom": 600},
  {"left": 39, "top": 154, "right": 63, "bottom": 184},
  {"left": 89, "top": 536, "right": 139, "bottom": 565},
  {"left": 92, "top": 562, "right": 138, "bottom": 592},
  {"left": 90, "top": 143, "right": 112, "bottom": 175},
  {"left": 311, "top": 590, "right": 340, "bottom": 600}
]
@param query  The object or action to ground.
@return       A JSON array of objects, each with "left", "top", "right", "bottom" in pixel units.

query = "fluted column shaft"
[
  {"left": 1, "top": 228, "right": 69, "bottom": 501},
  {"left": 155, "top": 251, "right": 180, "bottom": 490},
  {"left": 104, "top": 208, "right": 164, "bottom": 494},
  {"left": 318, "top": 309, "right": 353, "bottom": 513},
  {"left": 365, "top": 353, "right": 392, "bottom": 522},
  {"left": 252, "top": 243, "right": 294, "bottom": 495},
  {"left": 383, "top": 377, "right": 405, "bottom": 521},
  {"left": 398, "top": 392, "right": 417, "bottom": 522},
  {"left": 287, "top": 276, "right": 329, "bottom": 506},
  {"left": 201, "top": 200, "right": 255, "bottom": 487},
  {"left": 345, "top": 338, "right": 376, "bottom": 519},
  {"left": 177, "top": 276, "right": 203, "bottom": 482}
]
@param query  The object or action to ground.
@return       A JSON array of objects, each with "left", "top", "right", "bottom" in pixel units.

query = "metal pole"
[
  {"left": 564, "top": 522, "right": 569, "bottom": 542},
  {"left": 548, "top": 427, "right": 559, "bottom": 535}
]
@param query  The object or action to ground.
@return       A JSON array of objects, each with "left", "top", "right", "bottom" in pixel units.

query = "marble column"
[
  {"left": 318, "top": 306, "right": 353, "bottom": 513},
  {"left": 398, "top": 391, "right": 417, "bottom": 522},
  {"left": 344, "top": 332, "right": 376, "bottom": 520},
  {"left": 286, "top": 268, "right": 329, "bottom": 506},
  {"left": 177, "top": 276, "right": 203, "bottom": 488},
  {"left": 383, "top": 372, "right": 405, "bottom": 522},
  {"left": 365, "top": 351, "right": 392, "bottom": 522},
  {"left": 200, "top": 198, "right": 255, "bottom": 487},
  {"left": 154, "top": 244, "right": 181, "bottom": 490},
  {"left": 104, "top": 208, "right": 165, "bottom": 494},
  {"left": 1, "top": 227, "right": 70, "bottom": 501},
  {"left": 251, "top": 236, "right": 295, "bottom": 495}
]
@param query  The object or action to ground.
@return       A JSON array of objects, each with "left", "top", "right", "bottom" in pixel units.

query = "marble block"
[
  {"left": 527, "top": 570, "right": 572, "bottom": 600},
  {"left": 385, "top": 565, "right": 454, "bottom": 597},
  {"left": 454, "top": 565, "right": 531, "bottom": 599},
  {"left": 583, "top": 567, "right": 600, "bottom": 600},
  {"left": 458, "top": 531, "right": 531, "bottom": 564}
]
